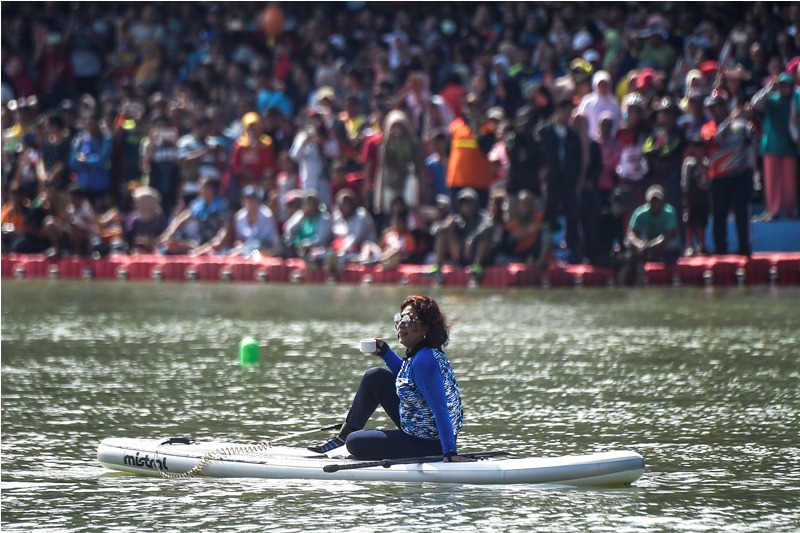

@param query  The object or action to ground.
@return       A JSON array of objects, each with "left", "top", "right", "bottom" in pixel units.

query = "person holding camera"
[{"left": 140, "top": 114, "right": 179, "bottom": 215}]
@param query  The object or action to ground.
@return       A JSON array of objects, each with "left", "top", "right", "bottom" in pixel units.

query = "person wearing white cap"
[
  {"left": 282, "top": 189, "right": 332, "bottom": 263},
  {"left": 576, "top": 70, "right": 622, "bottom": 142},
  {"left": 125, "top": 186, "right": 168, "bottom": 254}
]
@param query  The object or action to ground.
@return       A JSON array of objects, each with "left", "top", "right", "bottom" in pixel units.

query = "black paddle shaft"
[{"left": 323, "top": 451, "right": 507, "bottom": 473}]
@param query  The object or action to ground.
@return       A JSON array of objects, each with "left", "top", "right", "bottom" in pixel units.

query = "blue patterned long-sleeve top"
[
  {"left": 380, "top": 343, "right": 463, "bottom": 455},
  {"left": 69, "top": 132, "right": 113, "bottom": 192}
]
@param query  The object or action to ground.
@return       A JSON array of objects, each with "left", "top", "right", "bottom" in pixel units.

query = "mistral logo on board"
[{"left": 123, "top": 451, "right": 168, "bottom": 471}]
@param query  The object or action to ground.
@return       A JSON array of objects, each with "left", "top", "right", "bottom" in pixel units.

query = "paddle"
[
  {"left": 323, "top": 450, "right": 508, "bottom": 473},
  {"left": 269, "top": 423, "right": 343, "bottom": 445}
]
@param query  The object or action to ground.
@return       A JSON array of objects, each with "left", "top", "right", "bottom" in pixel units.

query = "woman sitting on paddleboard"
[{"left": 309, "top": 295, "right": 473, "bottom": 462}]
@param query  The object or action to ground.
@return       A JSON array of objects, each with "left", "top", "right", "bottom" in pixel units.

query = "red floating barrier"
[
  {"left": 675, "top": 262, "right": 706, "bottom": 285},
  {"left": 92, "top": 257, "right": 118, "bottom": 279},
  {"left": 775, "top": 257, "right": 800, "bottom": 285},
  {"left": 546, "top": 267, "right": 574, "bottom": 287},
  {"left": 397, "top": 264, "right": 434, "bottom": 286},
  {"left": 3, "top": 253, "right": 800, "bottom": 287},
  {"left": 710, "top": 256, "right": 747, "bottom": 286},
  {"left": 566, "top": 264, "right": 612, "bottom": 286},
  {"left": 229, "top": 262, "right": 255, "bottom": 282},
  {"left": 128, "top": 259, "right": 158, "bottom": 280},
  {"left": 161, "top": 259, "right": 192, "bottom": 281},
  {"left": 444, "top": 265, "right": 470, "bottom": 287},
  {"left": 482, "top": 266, "right": 510, "bottom": 287},
  {"left": 339, "top": 263, "right": 366, "bottom": 284},
  {"left": 744, "top": 257, "right": 771, "bottom": 285},
  {"left": 69, "top": 258, "right": 96, "bottom": 279},
  {"left": 369, "top": 265, "right": 402, "bottom": 284},
  {"left": 196, "top": 261, "right": 224, "bottom": 282},
  {"left": 506, "top": 263, "right": 540, "bottom": 286},
  {"left": 266, "top": 261, "right": 289, "bottom": 282},
  {"left": 25, "top": 257, "right": 48, "bottom": 278},
  {"left": 644, "top": 262, "right": 673, "bottom": 285},
  {"left": 2, "top": 255, "right": 17, "bottom": 277}
]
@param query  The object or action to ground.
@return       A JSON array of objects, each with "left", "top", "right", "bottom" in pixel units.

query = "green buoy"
[{"left": 239, "top": 337, "right": 260, "bottom": 366}]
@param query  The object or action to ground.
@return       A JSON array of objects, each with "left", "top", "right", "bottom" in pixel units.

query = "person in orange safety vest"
[{"left": 445, "top": 93, "right": 495, "bottom": 208}]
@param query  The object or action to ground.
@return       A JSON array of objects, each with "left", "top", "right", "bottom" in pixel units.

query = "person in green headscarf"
[{"left": 603, "top": 29, "right": 623, "bottom": 76}]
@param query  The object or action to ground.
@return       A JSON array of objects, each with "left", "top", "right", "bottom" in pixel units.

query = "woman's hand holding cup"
[{"left": 359, "top": 338, "right": 377, "bottom": 354}]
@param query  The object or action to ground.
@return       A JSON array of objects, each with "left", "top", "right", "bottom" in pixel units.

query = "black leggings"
[
  {"left": 711, "top": 172, "right": 752, "bottom": 255},
  {"left": 343, "top": 367, "right": 441, "bottom": 460}
]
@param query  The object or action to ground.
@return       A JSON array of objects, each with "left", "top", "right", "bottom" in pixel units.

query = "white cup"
[{"left": 359, "top": 339, "right": 377, "bottom": 354}]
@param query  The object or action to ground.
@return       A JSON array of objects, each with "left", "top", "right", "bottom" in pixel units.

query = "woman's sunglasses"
[{"left": 394, "top": 313, "right": 421, "bottom": 329}]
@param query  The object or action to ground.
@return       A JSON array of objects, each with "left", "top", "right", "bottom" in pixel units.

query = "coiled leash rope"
[{"left": 154, "top": 423, "right": 343, "bottom": 479}]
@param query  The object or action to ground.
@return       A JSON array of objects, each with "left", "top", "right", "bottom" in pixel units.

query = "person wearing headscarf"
[
  {"left": 576, "top": 70, "right": 623, "bottom": 142},
  {"left": 421, "top": 95, "right": 455, "bottom": 150},
  {"left": 751, "top": 73, "right": 798, "bottom": 221},
  {"left": 602, "top": 29, "right": 623, "bottom": 77},
  {"left": 374, "top": 110, "right": 422, "bottom": 215},
  {"left": 396, "top": 71, "right": 431, "bottom": 135},
  {"left": 678, "top": 69, "right": 707, "bottom": 112}
]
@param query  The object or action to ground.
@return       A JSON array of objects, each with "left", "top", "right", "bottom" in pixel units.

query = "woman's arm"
[
  {"left": 412, "top": 352, "right": 457, "bottom": 456},
  {"left": 375, "top": 340, "right": 402, "bottom": 374}
]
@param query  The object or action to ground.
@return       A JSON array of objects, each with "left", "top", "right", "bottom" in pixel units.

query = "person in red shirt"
[
  {"left": 439, "top": 71, "right": 467, "bottom": 119},
  {"left": 228, "top": 112, "right": 276, "bottom": 208},
  {"left": 34, "top": 29, "right": 74, "bottom": 109}
]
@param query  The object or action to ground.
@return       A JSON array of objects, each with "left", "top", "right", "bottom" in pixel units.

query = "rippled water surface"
[{"left": 2, "top": 281, "right": 799, "bottom": 532}]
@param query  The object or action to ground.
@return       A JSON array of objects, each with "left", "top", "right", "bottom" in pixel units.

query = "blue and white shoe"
[{"left": 308, "top": 436, "right": 345, "bottom": 454}]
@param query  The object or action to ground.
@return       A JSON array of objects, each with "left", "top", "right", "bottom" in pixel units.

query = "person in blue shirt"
[
  {"left": 309, "top": 295, "right": 472, "bottom": 463},
  {"left": 69, "top": 111, "right": 112, "bottom": 205},
  {"left": 157, "top": 174, "right": 231, "bottom": 255}
]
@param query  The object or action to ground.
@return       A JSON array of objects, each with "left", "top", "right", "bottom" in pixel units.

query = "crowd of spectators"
[{"left": 2, "top": 2, "right": 800, "bottom": 284}]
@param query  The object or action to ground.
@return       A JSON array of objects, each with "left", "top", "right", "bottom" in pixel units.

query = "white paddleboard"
[{"left": 97, "top": 437, "right": 645, "bottom": 486}]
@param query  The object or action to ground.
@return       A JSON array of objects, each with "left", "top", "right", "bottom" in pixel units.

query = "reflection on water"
[{"left": 2, "top": 281, "right": 799, "bottom": 532}]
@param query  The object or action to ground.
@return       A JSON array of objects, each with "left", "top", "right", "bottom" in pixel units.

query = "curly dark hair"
[{"left": 400, "top": 295, "right": 450, "bottom": 348}]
